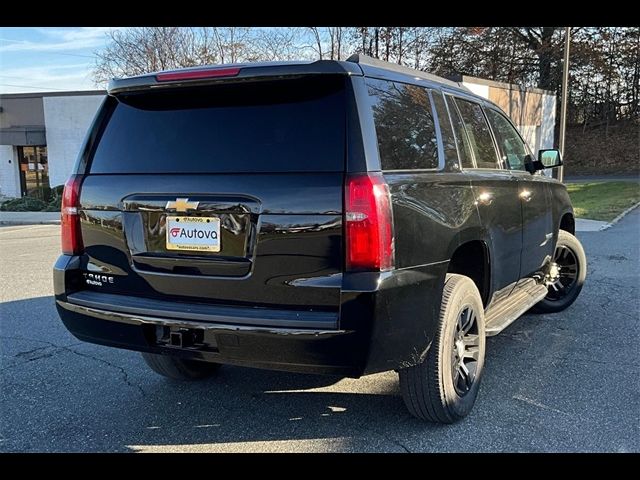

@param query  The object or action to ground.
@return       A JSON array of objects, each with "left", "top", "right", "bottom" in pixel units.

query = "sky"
[{"left": 0, "top": 27, "right": 121, "bottom": 94}]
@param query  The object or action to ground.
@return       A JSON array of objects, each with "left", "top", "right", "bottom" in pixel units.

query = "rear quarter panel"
[
  {"left": 385, "top": 171, "right": 480, "bottom": 267},
  {"left": 361, "top": 171, "right": 484, "bottom": 373}
]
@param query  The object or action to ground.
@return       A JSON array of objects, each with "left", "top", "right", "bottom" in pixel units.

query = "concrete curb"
[
  {"left": 0, "top": 212, "right": 61, "bottom": 226},
  {"left": 599, "top": 201, "right": 640, "bottom": 231},
  {"left": 0, "top": 220, "right": 60, "bottom": 226},
  {"left": 575, "top": 218, "right": 608, "bottom": 232}
]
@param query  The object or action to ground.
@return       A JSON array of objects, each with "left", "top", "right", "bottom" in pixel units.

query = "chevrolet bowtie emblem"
[{"left": 166, "top": 198, "right": 200, "bottom": 213}]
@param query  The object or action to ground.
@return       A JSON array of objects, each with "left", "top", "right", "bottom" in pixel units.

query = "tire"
[
  {"left": 399, "top": 273, "right": 486, "bottom": 423},
  {"left": 532, "top": 230, "right": 586, "bottom": 314},
  {"left": 141, "top": 352, "right": 221, "bottom": 381}
]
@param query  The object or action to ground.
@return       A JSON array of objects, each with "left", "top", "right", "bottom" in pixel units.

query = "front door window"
[
  {"left": 18, "top": 146, "right": 49, "bottom": 198},
  {"left": 453, "top": 98, "right": 500, "bottom": 169},
  {"left": 485, "top": 109, "right": 530, "bottom": 171}
]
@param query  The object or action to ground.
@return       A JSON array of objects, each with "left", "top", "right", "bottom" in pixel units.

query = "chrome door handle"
[{"left": 519, "top": 190, "right": 533, "bottom": 202}]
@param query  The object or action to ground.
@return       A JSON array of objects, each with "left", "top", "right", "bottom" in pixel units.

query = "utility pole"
[{"left": 558, "top": 27, "right": 571, "bottom": 183}]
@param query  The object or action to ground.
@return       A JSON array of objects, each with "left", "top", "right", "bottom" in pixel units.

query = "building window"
[{"left": 18, "top": 146, "right": 49, "bottom": 198}]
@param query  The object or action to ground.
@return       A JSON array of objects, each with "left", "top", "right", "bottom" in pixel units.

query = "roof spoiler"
[{"left": 107, "top": 60, "right": 362, "bottom": 95}]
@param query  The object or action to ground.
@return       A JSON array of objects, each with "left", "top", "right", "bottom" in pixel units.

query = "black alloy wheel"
[
  {"left": 545, "top": 244, "right": 579, "bottom": 302},
  {"left": 532, "top": 229, "right": 587, "bottom": 314},
  {"left": 451, "top": 305, "right": 481, "bottom": 396}
]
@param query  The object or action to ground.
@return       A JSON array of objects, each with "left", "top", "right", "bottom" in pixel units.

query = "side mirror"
[
  {"left": 538, "top": 149, "right": 563, "bottom": 169},
  {"left": 525, "top": 149, "right": 563, "bottom": 173}
]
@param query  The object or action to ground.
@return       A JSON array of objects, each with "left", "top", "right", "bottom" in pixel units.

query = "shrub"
[
  {"left": 51, "top": 184, "right": 64, "bottom": 198},
  {"left": 44, "top": 196, "right": 62, "bottom": 212},
  {"left": 46, "top": 184, "right": 64, "bottom": 211},
  {"left": 0, "top": 184, "right": 65, "bottom": 212},
  {"left": 26, "top": 185, "right": 52, "bottom": 201},
  {"left": 0, "top": 196, "right": 48, "bottom": 212}
]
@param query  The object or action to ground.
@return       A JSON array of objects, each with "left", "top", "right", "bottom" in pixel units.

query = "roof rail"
[{"left": 346, "top": 53, "right": 465, "bottom": 89}]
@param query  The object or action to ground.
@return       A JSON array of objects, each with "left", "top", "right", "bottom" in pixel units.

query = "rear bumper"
[
  {"left": 56, "top": 299, "right": 360, "bottom": 376},
  {"left": 54, "top": 254, "right": 448, "bottom": 376}
]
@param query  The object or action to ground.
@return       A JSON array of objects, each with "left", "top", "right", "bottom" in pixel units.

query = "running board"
[{"left": 484, "top": 278, "right": 548, "bottom": 336}]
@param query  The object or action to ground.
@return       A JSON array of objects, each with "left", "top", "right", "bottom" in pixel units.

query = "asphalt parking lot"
[{"left": 1, "top": 212, "right": 638, "bottom": 452}]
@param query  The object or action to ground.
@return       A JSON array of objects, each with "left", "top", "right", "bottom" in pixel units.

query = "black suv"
[{"left": 54, "top": 54, "right": 586, "bottom": 423}]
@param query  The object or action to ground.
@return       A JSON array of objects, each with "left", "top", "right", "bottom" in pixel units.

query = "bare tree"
[
  {"left": 306, "top": 27, "right": 348, "bottom": 60},
  {"left": 309, "top": 27, "right": 324, "bottom": 60},
  {"left": 251, "top": 28, "right": 310, "bottom": 61},
  {"left": 508, "top": 27, "right": 562, "bottom": 90},
  {"left": 94, "top": 28, "right": 197, "bottom": 83},
  {"left": 94, "top": 26, "right": 639, "bottom": 129},
  {"left": 327, "top": 27, "right": 344, "bottom": 60},
  {"left": 95, "top": 27, "right": 279, "bottom": 83}
]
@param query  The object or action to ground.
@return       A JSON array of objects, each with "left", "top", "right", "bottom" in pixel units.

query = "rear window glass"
[
  {"left": 366, "top": 78, "right": 439, "bottom": 170},
  {"left": 90, "top": 76, "right": 346, "bottom": 174}
]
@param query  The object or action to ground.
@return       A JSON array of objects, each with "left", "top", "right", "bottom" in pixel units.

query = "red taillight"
[
  {"left": 345, "top": 173, "right": 395, "bottom": 271},
  {"left": 156, "top": 67, "right": 241, "bottom": 82},
  {"left": 61, "top": 175, "right": 84, "bottom": 255}
]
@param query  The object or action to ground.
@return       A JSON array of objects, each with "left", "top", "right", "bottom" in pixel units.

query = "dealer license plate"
[{"left": 166, "top": 216, "right": 221, "bottom": 252}]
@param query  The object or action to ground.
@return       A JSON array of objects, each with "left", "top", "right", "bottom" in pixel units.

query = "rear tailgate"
[{"left": 76, "top": 75, "right": 347, "bottom": 314}]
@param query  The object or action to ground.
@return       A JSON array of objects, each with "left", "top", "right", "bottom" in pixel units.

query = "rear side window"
[
  {"left": 445, "top": 95, "right": 474, "bottom": 169},
  {"left": 89, "top": 76, "right": 346, "bottom": 173},
  {"left": 430, "top": 90, "right": 459, "bottom": 168},
  {"left": 453, "top": 98, "right": 500, "bottom": 169},
  {"left": 366, "top": 78, "right": 439, "bottom": 170}
]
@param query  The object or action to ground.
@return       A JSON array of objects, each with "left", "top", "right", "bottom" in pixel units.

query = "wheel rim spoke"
[
  {"left": 463, "top": 333, "right": 480, "bottom": 347},
  {"left": 546, "top": 244, "right": 579, "bottom": 302},
  {"left": 451, "top": 304, "right": 482, "bottom": 396},
  {"left": 458, "top": 308, "right": 470, "bottom": 333},
  {"left": 463, "top": 346, "right": 480, "bottom": 360},
  {"left": 463, "top": 313, "right": 475, "bottom": 334},
  {"left": 459, "top": 363, "right": 472, "bottom": 390}
]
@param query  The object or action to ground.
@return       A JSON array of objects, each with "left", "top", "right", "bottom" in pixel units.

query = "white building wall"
[
  {"left": 0, "top": 145, "right": 20, "bottom": 198},
  {"left": 518, "top": 125, "right": 539, "bottom": 153},
  {"left": 463, "top": 82, "right": 489, "bottom": 99},
  {"left": 540, "top": 93, "right": 556, "bottom": 150},
  {"left": 43, "top": 95, "right": 105, "bottom": 187}
]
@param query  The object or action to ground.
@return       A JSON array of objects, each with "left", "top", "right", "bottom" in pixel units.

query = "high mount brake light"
[{"left": 156, "top": 67, "right": 241, "bottom": 82}]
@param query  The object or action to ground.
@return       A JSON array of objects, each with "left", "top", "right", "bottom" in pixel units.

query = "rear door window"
[
  {"left": 431, "top": 90, "right": 460, "bottom": 168},
  {"left": 89, "top": 76, "right": 346, "bottom": 174},
  {"left": 366, "top": 78, "right": 439, "bottom": 170},
  {"left": 445, "top": 95, "right": 475, "bottom": 169}
]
